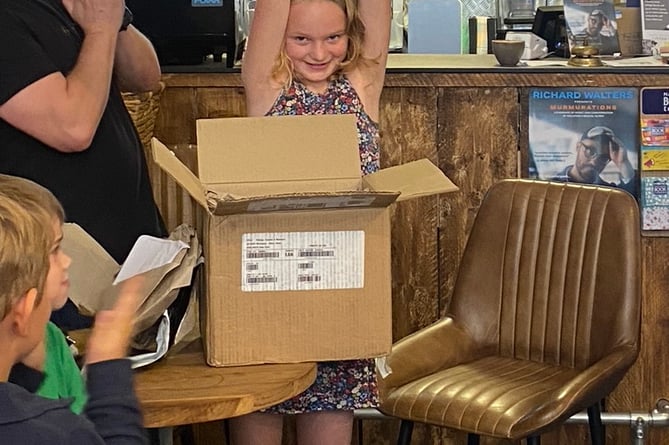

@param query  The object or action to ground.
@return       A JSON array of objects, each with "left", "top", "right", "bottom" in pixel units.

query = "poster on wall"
[
  {"left": 528, "top": 87, "right": 639, "bottom": 199},
  {"left": 562, "top": 0, "right": 620, "bottom": 55}
]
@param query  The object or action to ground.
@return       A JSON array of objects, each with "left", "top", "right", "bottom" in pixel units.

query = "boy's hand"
[{"left": 84, "top": 275, "right": 144, "bottom": 365}]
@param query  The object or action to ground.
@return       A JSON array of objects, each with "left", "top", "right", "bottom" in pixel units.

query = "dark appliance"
[
  {"left": 532, "top": 5, "right": 570, "bottom": 58},
  {"left": 126, "top": 0, "right": 236, "bottom": 66}
]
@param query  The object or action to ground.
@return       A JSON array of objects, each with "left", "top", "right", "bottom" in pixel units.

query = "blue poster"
[{"left": 528, "top": 87, "right": 639, "bottom": 198}]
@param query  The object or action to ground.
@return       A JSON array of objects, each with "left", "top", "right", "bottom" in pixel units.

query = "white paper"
[
  {"left": 113, "top": 235, "right": 189, "bottom": 285},
  {"left": 375, "top": 356, "right": 392, "bottom": 379}
]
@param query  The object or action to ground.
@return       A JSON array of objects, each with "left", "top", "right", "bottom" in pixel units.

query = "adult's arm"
[
  {"left": 0, "top": 0, "right": 158, "bottom": 153},
  {"left": 113, "top": 25, "right": 161, "bottom": 94}
]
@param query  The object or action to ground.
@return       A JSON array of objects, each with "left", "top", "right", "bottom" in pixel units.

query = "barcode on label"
[
  {"left": 299, "top": 250, "right": 334, "bottom": 257},
  {"left": 247, "top": 252, "right": 279, "bottom": 259},
  {"left": 246, "top": 276, "right": 278, "bottom": 284}
]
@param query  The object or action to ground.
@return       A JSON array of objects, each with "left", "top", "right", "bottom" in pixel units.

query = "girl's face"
[
  {"left": 284, "top": 0, "right": 348, "bottom": 92},
  {"left": 43, "top": 218, "right": 71, "bottom": 311}
]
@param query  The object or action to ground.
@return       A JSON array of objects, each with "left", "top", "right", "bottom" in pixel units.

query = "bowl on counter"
[{"left": 491, "top": 40, "right": 525, "bottom": 67}]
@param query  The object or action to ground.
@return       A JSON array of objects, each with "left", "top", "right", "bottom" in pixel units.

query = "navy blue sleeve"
[{"left": 81, "top": 359, "right": 148, "bottom": 445}]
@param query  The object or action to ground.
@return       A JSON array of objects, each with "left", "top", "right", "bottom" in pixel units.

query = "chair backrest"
[{"left": 449, "top": 179, "right": 640, "bottom": 370}]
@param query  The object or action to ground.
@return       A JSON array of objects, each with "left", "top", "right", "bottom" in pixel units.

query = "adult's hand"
[{"left": 61, "top": 0, "right": 125, "bottom": 36}]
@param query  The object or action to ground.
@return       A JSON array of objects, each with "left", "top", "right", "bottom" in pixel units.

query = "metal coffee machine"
[
  {"left": 497, "top": 0, "right": 539, "bottom": 36},
  {"left": 126, "top": 0, "right": 236, "bottom": 66}
]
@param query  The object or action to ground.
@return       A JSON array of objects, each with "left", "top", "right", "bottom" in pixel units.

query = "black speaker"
[{"left": 126, "top": 0, "right": 236, "bottom": 66}]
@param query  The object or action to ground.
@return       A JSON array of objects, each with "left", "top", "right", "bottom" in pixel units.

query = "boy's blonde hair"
[
  {"left": 0, "top": 175, "right": 65, "bottom": 320},
  {"left": 273, "top": 0, "right": 369, "bottom": 86}
]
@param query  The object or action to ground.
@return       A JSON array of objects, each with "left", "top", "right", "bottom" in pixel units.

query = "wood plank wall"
[{"left": 152, "top": 71, "right": 669, "bottom": 445}]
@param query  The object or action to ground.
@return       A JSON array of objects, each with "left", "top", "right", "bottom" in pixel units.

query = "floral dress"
[{"left": 262, "top": 75, "right": 380, "bottom": 413}]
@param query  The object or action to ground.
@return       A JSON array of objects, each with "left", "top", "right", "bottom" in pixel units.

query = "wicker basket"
[
  {"left": 122, "top": 82, "right": 197, "bottom": 231},
  {"left": 122, "top": 81, "right": 165, "bottom": 152}
]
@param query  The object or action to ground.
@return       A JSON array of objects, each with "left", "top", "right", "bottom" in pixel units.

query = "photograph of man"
[
  {"left": 552, "top": 126, "right": 638, "bottom": 196},
  {"left": 581, "top": 9, "right": 619, "bottom": 54}
]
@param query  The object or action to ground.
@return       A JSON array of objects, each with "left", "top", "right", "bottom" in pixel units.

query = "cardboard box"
[
  {"left": 617, "top": 7, "right": 643, "bottom": 57},
  {"left": 152, "top": 114, "right": 458, "bottom": 367}
]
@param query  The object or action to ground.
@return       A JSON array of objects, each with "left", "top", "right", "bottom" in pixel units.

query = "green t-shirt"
[{"left": 36, "top": 322, "right": 87, "bottom": 414}]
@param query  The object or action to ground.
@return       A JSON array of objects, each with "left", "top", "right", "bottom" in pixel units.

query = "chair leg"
[
  {"left": 467, "top": 433, "right": 481, "bottom": 445},
  {"left": 588, "top": 401, "right": 605, "bottom": 445},
  {"left": 527, "top": 435, "right": 541, "bottom": 445},
  {"left": 397, "top": 420, "right": 414, "bottom": 445}
]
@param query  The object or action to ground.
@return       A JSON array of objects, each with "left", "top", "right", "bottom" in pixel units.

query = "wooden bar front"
[{"left": 152, "top": 67, "right": 669, "bottom": 445}]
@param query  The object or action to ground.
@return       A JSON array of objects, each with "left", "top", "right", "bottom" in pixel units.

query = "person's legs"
[
  {"left": 295, "top": 411, "right": 354, "bottom": 445},
  {"left": 228, "top": 412, "right": 283, "bottom": 445}
]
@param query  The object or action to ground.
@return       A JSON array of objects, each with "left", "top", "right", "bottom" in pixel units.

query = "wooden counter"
[{"left": 152, "top": 64, "right": 669, "bottom": 445}]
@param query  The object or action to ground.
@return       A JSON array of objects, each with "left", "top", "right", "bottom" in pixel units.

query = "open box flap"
[
  {"left": 196, "top": 114, "right": 361, "bottom": 187},
  {"left": 363, "top": 159, "right": 459, "bottom": 201},
  {"left": 152, "top": 138, "right": 210, "bottom": 210}
]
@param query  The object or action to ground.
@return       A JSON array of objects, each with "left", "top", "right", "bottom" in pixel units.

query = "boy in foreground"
[{"left": 0, "top": 174, "right": 148, "bottom": 444}]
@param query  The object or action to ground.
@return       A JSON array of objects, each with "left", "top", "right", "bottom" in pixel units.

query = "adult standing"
[{"left": 0, "top": 0, "right": 167, "bottom": 328}]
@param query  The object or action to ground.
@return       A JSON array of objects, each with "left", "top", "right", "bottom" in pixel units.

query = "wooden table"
[{"left": 133, "top": 342, "right": 317, "bottom": 428}]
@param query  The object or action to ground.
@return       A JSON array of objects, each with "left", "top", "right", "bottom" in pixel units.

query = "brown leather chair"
[{"left": 378, "top": 179, "right": 641, "bottom": 445}]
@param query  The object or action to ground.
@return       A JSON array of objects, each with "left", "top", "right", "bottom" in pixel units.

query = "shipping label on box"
[{"left": 241, "top": 230, "right": 364, "bottom": 291}]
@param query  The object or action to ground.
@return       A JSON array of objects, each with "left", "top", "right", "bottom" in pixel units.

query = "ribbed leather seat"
[{"left": 379, "top": 179, "right": 641, "bottom": 444}]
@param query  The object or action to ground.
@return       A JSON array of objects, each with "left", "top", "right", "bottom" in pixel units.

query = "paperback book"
[
  {"left": 640, "top": 88, "right": 669, "bottom": 171},
  {"left": 640, "top": 176, "right": 669, "bottom": 230},
  {"left": 640, "top": 87, "right": 669, "bottom": 231},
  {"left": 528, "top": 87, "right": 639, "bottom": 199}
]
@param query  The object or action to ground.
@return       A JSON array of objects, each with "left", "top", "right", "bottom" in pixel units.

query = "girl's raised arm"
[
  {"left": 241, "top": 0, "right": 291, "bottom": 116},
  {"left": 353, "top": 0, "right": 391, "bottom": 119}
]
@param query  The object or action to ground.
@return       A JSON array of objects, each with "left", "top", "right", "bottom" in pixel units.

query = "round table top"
[{"left": 133, "top": 344, "right": 317, "bottom": 427}]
